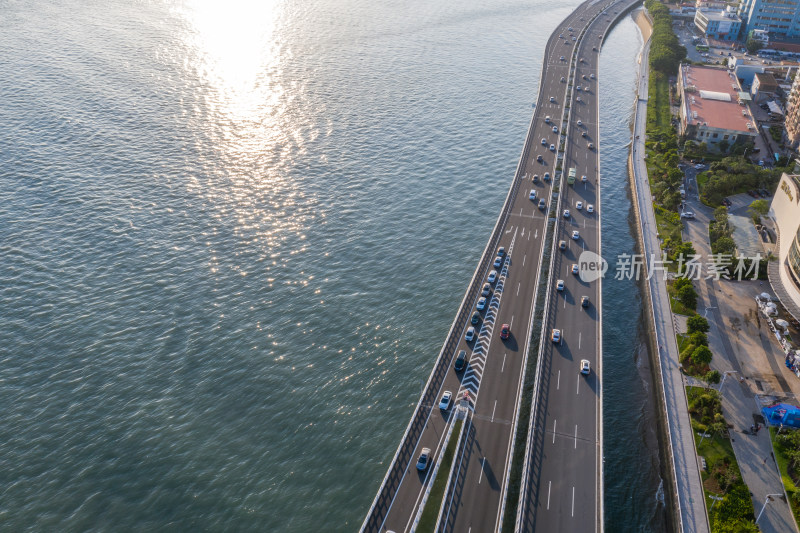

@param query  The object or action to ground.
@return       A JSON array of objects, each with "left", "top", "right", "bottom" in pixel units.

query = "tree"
[
  {"left": 673, "top": 277, "right": 693, "bottom": 291},
  {"left": 678, "top": 284, "right": 698, "bottom": 310},
  {"left": 690, "top": 331, "right": 708, "bottom": 346},
  {"left": 692, "top": 345, "right": 713, "bottom": 366},
  {"left": 713, "top": 236, "right": 737, "bottom": 256},
  {"left": 706, "top": 369, "right": 721, "bottom": 384},
  {"left": 748, "top": 199, "right": 769, "bottom": 224},
  {"left": 687, "top": 315, "right": 710, "bottom": 333},
  {"left": 718, "top": 140, "right": 730, "bottom": 153},
  {"left": 746, "top": 36, "right": 764, "bottom": 55}
]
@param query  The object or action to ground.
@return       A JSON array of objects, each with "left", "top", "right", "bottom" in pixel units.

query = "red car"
[{"left": 500, "top": 324, "right": 510, "bottom": 339}]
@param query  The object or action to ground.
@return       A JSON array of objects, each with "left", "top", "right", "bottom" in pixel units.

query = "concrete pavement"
[{"left": 630, "top": 34, "right": 710, "bottom": 533}]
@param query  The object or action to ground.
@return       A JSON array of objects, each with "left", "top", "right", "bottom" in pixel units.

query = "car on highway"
[
  {"left": 680, "top": 211, "right": 695, "bottom": 219},
  {"left": 560, "top": 55, "right": 565, "bottom": 61},
  {"left": 552, "top": 125, "right": 558, "bottom": 133},
  {"left": 559, "top": 33, "right": 564, "bottom": 38},
  {"left": 588, "top": 142, "right": 594, "bottom": 149},
  {"left": 568, "top": 26, "right": 573, "bottom": 31},
  {"left": 551, "top": 328, "right": 561, "bottom": 343},
  {"left": 582, "top": 74, "right": 587, "bottom": 80},
  {"left": 465, "top": 326, "right": 476, "bottom": 341},
  {"left": 576, "top": 201, "right": 583, "bottom": 210},
  {"left": 590, "top": 73, "right": 595, "bottom": 79},
  {"left": 571, "top": 263, "right": 579, "bottom": 275},
  {"left": 550, "top": 96, "right": 556, "bottom": 103},
  {"left": 579, "top": 57, "right": 585, "bottom": 62},
  {"left": 543, "top": 172, "right": 550, "bottom": 181},
  {"left": 581, "top": 131, "right": 587, "bottom": 137},
  {"left": 498, "top": 246, "right": 505, "bottom": 257},
  {"left": 439, "top": 390, "right": 452, "bottom": 410},
  {"left": 572, "top": 230, "right": 579, "bottom": 240},
  {"left": 576, "top": 85, "right": 581, "bottom": 91},
  {"left": 581, "top": 174, "right": 587, "bottom": 182},
  {"left": 561, "top": 76, "right": 566, "bottom": 82},
  {"left": 576, "top": 96, "right": 582, "bottom": 102},
  {"left": 580, "top": 359, "right": 591, "bottom": 375},
  {"left": 572, "top": 36, "right": 576, "bottom": 41},
  {"left": 488, "top": 270, "right": 497, "bottom": 283},
  {"left": 592, "top": 46, "right": 597, "bottom": 51},
  {"left": 529, "top": 190, "right": 537, "bottom": 200},
  {"left": 477, "top": 297, "right": 487, "bottom": 310},
  {"left": 563, "top": 209, "right": 570, "bottom": 218},
  {"left": 545, "top": 115, "right": 551, "bottom": 123},
  {"left": 581, "top": 295, "right": 589, "bottom": 307},
  {"left": 556, "top": 279, "right": 565, "bottom": 291},
  {"left": 454, "top": 350, "right": 467, "bottom": 371},
  {"left": 559, "top": 239, "right": 566, "bottom": 250},
  {"left": 500, "top": 324, "right": 510, "bottom": 339},
  {"left": 481, "top": 283, "right": 491, "bottom": 297},
  {"left": 532, "top": 173, "right": 539, "bottom": 182},
  {"left": 538, "top": 198, "right": 546, "bottom": 209},
  {"left": 541, "top": 137, "right": 547, "bottom": 145},
  {"left": 577, "top": 119, "right": 582, "bottom": 126},
  {"left": 537, "top": 154, "right": 543, "bottom": 163},
  {"left": 587, "top": 204, "right": 594, "bottom": 213},
  {"left": 494, "top": 255, "right": 503, "bottom": 268},
  {"left": 416, "top": 447, "right": 431, "bottom": 471},
  {"left": 471, "top": 311, "right": 481, "bottom": 325},
  {"left": 550, "top": 144, "right": 555, "bottom": 151}
]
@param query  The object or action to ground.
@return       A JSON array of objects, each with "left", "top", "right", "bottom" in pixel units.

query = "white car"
[
  {"left": 590, "top": 73, "right": 595, "bottom": 79},
  {"left": 550, "top": 96, "right": 556, "bottom": 103},
  {"left": 694, "top": 163, "right": 704, "bottom": 169},
  {"left": 576, "top": 85, "right": 582, "bottom": 91},
  {"left": 494, "top": 256, "right": 503, "bottom": 268},
  {"left": 439, "top": 390, "right": 452, "bottom": 410},
  {"left": 561, "top": 76, "right": 566, "bottom": 82},
  {"left": 545, "top": 116, "right": 551, "bottom": 124},
  {"left": 552, "top": 126, "right": 558, "bottom": 133},
  {"left": 576, "top": 201, "right": 583, "bottom": 210},
  {"left": 577, "top": 120, "right": 583, "bottom": 126},
  {"left": 551, "top": 328, "right": 561, "bottom": 343},
  {"left": 681, "top": 211, "right": 695, "bottom": 219},
  {"left": 488, "top": 270, "right": 498, "bottom": 283},
  {"left": 580, "top": 359, "right": 591, "bottom": 375},
  {"left": 529, "top": 190, "right": 537, "bottom": 200},
  {"left": 571, "top": 263, "right": 579, "bottom": 274},
  {"left": 541, "top": 137, "right": 547, "bottom": 145},
  {"left": 560, "top": 55, "right": 566, "bottom": 61},
  {"left": 581, "top": 131, "right": 587, "bottom": 138},
  {"left": 543, "top": 172, "right": 551, "bottom": 181},
  {"left": 572, "top": 230, "right": 579, "bottom": 240},
  {"left": 416, "top": 447, "right": 431, "bottom": 471},
  {"left": 556, "top": 279, "right": 565, "bottom": 291},
  {"left": 576, "top": 96, "right": 582, "bottom": 102},
  {"left": 587, "top": 204, "right": 594, "bottom": 213},
  {"left": 582, "top": 74, "right": 587, "bottom": 80},
  {"left": 532, "top": 174, "right": 539, "bottom": 182},
  {"left": 588, "top": 142, "right": 594, "bottom": 149},
  {"left": 465, "top": 326, "right": 476, "bottom": 341},
  {"left": 581, "top": 174, "right": 587, "bottom": 182},
  {"left": 550, "top": 144, "right": 555, "bottom": 151},
  {"left": 563, "top": 209, "right": 570, "bottom": 218},
  {"left": 477, "top": 297, "right": 487, "bottom": 310}
]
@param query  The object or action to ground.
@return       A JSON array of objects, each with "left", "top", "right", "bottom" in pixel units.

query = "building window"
[
  {"left": 713, "top": 133, "right": 719, "bottom": 138},
  {"left": 723, "top": 135, "right": 729, "bottom": 140}
]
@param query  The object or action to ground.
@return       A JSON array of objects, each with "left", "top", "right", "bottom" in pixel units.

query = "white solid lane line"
[
  {"left": 517, "top": 283, "right": 520, "bottom": 296},
  {"left": 501, "top": 352, "right": 506, "bottom": 372},
  {"left": 491, "top": 400, "right": 497, "bottom": 422},
  {"left": 574, "top": 424, "right": 578, "bottom": 449},
  {"left": 523, "top": 254, "right": 526, "bottom": 266},
  {"left": 510, "top": 315, "right": 514, "bottom": 329},
  {"left": 578, "top": 332, "right": 582, "bottom": 349},
  {"left": 557, "top": 370, "right": 561, "bottom": 390},
  {"left": 553, "top": 419, "right": 557, "bottom": 444},
  {"left": 576, "top": 377, "right": 580, "bottom": 395},
  {"left": 478, "top": 457, "right": 486, "bottom": 484}
]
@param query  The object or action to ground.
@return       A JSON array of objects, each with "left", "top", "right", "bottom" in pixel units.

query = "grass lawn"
[
  {"left": 667, "top": 281, "right": 696, "bottom": 316},
  {"left": 770, "top": 427, "right": 800, "bottom": 526},
  {"left": 646, "top": 70, "right": 670, "bottom": 133},
  {"left": 417, "top": 418, "right": 463, "bottom": 531},
  {"left": 653, "top": 204, "right": 683, "bottom": 245}
]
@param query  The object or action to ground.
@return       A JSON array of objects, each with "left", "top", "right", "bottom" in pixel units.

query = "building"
[
  {"left": 696, "top": 0, "right": 728, "bottom": 8},
  {"left": 694, "top": 7, "right": 743, "bottom": 40},
  {"left": 768, "top": 173, "right": 800, "bottom": 321},
  {"left": 751, "top": 28, "right": 770, "bottom": 45},
  {"left": 677, "top": 64, "right": 759, "bottom": 150},
  {"left": 785, "top": 69, "right": 800, "bottom": 145},
  {"left": 738, "top": 0, "right": 800, "bottom": 41},
  {"left": 751, "top": 71, "right": 779, "bottom": 102}
]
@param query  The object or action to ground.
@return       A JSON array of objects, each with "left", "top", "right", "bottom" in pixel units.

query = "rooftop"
[
  {"left": 680, "top": 64, "right": 756, "bottom": 133},
  {"left": 754, "top": 72, "right": 779, "bottom": 91},
  {"left": 697, "top": 9, "right": 741, "bottom": 23}
]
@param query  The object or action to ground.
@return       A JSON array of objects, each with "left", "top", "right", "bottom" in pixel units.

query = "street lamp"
[
  {"left": 718, "top": 370, "right": 738, "bottom": 393},
  {"left": 756, "top": 494, "right": 784, "bottom": 524}
]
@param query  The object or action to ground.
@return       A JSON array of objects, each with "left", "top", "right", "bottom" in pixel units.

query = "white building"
[{"left": 768, "top": 173, "right": 800, "bottom": 321}]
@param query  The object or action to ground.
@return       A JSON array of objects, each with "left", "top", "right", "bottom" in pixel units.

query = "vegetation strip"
[{"left": 417, "top": 418, "right": 464, "bottom": 532}]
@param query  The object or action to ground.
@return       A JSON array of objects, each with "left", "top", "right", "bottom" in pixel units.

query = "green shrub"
[{"left": 687, "top": 315, "right": 710, "bottom": 334}]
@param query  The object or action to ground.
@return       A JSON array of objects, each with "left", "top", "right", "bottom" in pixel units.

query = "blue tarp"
[{"left": 762, "top": 403, "right": 800, "bottom": 428}]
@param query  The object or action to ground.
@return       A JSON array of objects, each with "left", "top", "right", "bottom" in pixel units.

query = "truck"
[{"left": 567, "top": 167, "right": 577, "bottom": 185}]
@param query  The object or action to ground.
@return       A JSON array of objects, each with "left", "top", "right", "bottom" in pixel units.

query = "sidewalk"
[
  {"left": 630, "top": 38, "right": 710, "bottom": 533},
  {"left": 681, "top": 196, "right": 798, "bottom": 532}
]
